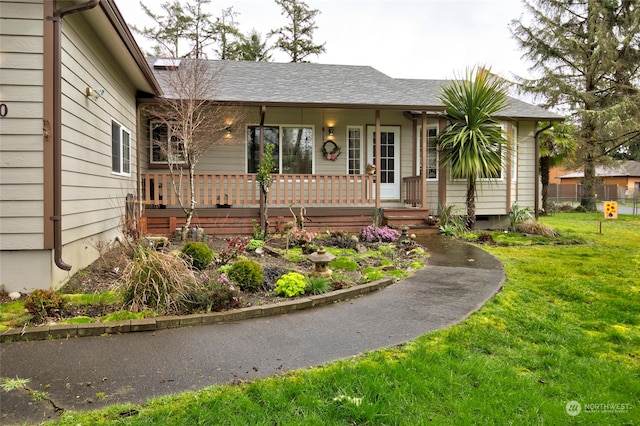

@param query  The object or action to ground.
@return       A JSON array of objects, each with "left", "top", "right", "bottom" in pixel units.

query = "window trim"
[
  {"left": 149, "top": 120, "right": 186, "bottom": 165},
  {"left": 416, "top": 125, "right": 439, "bottom": 181},
  {"left": 346, "top": 125, "right": 363, "bottom": 174},
  {"left": 111, "top": 119, "right": 131, "bottom": 177}
]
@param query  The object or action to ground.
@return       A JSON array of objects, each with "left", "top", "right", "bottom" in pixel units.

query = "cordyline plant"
[
  {"left": 143, "top": 58, "right": 244, "bottom": 240},
  {"left": 438, "top": 66, "right": 510, "bottom": 230}
]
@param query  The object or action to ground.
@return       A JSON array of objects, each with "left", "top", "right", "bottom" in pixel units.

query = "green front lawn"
[{"left": 47, "top": 213, "right": 640, "bottom": 424}]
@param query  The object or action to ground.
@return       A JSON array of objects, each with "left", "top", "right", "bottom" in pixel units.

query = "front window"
[
  {"left": 150, "top": 121, "right": 185, "bottom": 164},
  {"left": 282, "top": 127, "right": 313, "bottom": 174},
  {"left": 417, "top": 126, "right": 438, "bottom": 179},
  {"left": 111, "top": 120, "right": 131, "bottom": 176},
  {"left": 247, "top": 125, "right": 313, "bottom": 174}
]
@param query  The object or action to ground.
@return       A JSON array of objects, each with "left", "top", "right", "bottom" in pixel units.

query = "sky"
[{"left": 113, "top": 0, "right": 531, "bottom": 81}]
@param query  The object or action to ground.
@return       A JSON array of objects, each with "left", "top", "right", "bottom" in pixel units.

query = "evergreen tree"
[
  {"left": 511, "top": 0, "right": 640, "bottom": 211},
  {"left": 237, "top": 30, "right": 273, "bottom": 62},
  {"left": 211, "top": 7, "right": 244, "bottom": 60},
  {"left": 133, "top": 0, "right": 215, "bottom": 59},
  {"left": 270, "top": 0, "right": 326, "bottom": 62},
  {"left": 132, "top": 1, "right": 193, "bottom": 58}
]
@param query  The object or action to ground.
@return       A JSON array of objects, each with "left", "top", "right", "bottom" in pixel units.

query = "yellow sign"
[{"left": 604, "top": 201, "right": 618, "bottom": 219}]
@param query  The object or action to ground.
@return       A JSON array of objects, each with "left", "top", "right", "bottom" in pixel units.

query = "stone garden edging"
[{"left": 0, "top": 278, "right": 393, "bottom": 343}]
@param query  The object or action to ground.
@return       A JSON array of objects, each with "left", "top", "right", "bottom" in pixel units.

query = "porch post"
[
  {"left": 438, "top": 119, "right": 447, "bottom": 210},
  {"left": 259, "top": 105, "right": 266, "bottom": 231},
  {"left": 375, "top": 110, "right": 381, "bottom": 208},
  {"left": 421, "top": 112, "right": 428, "bottom": 209}
]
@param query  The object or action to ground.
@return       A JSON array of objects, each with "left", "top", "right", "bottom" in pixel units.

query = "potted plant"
[{"left": 365, "top": 163, "right": 376, "bottom": 174}]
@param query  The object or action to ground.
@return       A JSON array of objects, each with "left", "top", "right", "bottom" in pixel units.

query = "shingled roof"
[
  {"left": 559, "top": 161, "right": 640, "bottom": 179},
  {"left": 148, "top": 59, "right": 563, "bottom": 120}
]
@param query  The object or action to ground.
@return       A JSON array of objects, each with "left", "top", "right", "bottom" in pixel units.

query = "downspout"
[{"left": 48, "top": 0, "right": 100, "bottom": 271}]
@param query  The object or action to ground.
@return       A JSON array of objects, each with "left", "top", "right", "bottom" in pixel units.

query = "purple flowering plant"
[{"left": 360, "top": 225, "right": 400, "bottom": 243}]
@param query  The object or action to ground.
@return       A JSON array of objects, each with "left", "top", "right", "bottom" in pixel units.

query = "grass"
[{"left": 32, "top": 213, "right": 640, "bottom": 423}]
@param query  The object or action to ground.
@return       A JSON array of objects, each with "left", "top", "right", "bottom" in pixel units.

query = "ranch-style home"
[
  {"left": 0, "top": 0, "right": 561, "bottom": 293},
  {"left": 139, "top": 58, "right": 562, "bottom": 235}
]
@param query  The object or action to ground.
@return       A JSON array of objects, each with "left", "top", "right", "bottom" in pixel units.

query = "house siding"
[
  {"left": 47, "top": 12, "right": 139, "bottom": 287},
  {"left": 515, "top": 121, "right": 537, "bottom": 209},
  {"left": 1, "top": 1, "right": 145, "bottom": 292},
  {"left": 441, "top": 120, "right": 538, "bottom": 225},
  {"left": 0, "top": 0, "right": 45, "bottom": 252}
]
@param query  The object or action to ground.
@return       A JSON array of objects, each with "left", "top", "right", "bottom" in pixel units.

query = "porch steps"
[{"left": 383, "top": 208, "right": 439, "bottom": 234}]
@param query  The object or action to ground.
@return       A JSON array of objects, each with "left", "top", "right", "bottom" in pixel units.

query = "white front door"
[{"left": 367, "top": 125, "right": 400, "bottom": 200}]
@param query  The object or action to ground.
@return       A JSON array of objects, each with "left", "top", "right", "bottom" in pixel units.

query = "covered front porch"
[{"left": 139, "top": 172, "right": 434, "bottom": 235}]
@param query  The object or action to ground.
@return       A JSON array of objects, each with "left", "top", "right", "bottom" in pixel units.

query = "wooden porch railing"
[
  {"left": 141, "top": 173, "right": 377, "bottom": 207},
  {"left": 402, "top": 176, "right": 423, "bottom": 207}
]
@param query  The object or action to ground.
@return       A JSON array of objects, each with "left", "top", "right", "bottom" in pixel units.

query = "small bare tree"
[{"left": 144, "top": 59, "right": 243, "bottom": 240}]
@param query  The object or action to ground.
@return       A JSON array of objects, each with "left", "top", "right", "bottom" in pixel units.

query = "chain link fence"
[{"left": 548, "top": 184, "right": 640, "bottom": 215}]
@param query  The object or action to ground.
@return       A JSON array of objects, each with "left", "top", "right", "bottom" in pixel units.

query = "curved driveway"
[{"left": 0, "top": 236, "right": 504, "bottom": 425}]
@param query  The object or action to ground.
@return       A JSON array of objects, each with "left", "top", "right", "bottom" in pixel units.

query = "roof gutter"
[{"left": 48, "top": 0, "right": 100, "bottom": 271}]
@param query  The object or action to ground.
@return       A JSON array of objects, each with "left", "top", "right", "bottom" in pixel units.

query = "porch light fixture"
[
  {"left": 85, "top": 86, "right": 105, "bottom": 101},
  {"left": 225, "top": 126, "right": 232, "bottom": 134},
  {"left": 328, "top": 127, "right": 334, "bottom": 136}
]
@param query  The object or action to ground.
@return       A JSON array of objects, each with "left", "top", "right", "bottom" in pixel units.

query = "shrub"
[
  {"left": 24, "top": 289, "right": 65, "bottom": 321},
  {"left": 275, "top": 272, "right": 308, "bottom": 297},
  {"left": 247, "top": 239, "right": 265, "bottom": 251},
  {"left": 227, "top": 259, "right": 264, "bottom": 292},
  {"left": 509, "top": 201, "right": 533, "bottom": 231},
  {"left": 118, "top": 245, "right": 198, "bottom": 314},
  {"left": 180, "top": 242, "right": 214, "bottom": 270},
  {"left": 437, "top": 204, "right": 466, "bottom": 234},
  {"left": 189, "top": 273, "right": 241, "bottom": 312},
  {"left": 360, "top": 225, "right": 399, "bottom": 243},
  {"left": 516, "top": 219, "right": 558, "bottom": 237},
  {"left": 306, "top": 276, "right": 332, "bottom": 295}
]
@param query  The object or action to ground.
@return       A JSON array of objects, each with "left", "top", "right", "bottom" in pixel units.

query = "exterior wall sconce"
[
  {"left": 328, "top": 127, "right": 334, "bottom": 136},
  {"left": 85, "top": 87, "right": 105, "bottom": 101}
]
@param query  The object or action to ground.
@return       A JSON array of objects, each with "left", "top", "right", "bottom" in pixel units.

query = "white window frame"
[
  {"left": 416, "top": 125, "right": 439, "bottom": 180},
  {"left": 149, "top": 121, "right": 186, "bottom": 165},
  {"left": 111, "top": 119, "right": 131, "bottom": 176},
  {"left": 347, "top": 125, "right": 363, "bottom": 174}
]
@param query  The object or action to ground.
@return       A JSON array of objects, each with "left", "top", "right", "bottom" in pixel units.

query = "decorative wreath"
[{"left": 321, "top": 140, "right": 341, "bottom": 161}]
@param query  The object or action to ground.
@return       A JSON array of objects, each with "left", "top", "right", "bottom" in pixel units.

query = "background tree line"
[{"left": 133, "top": 0, "right": 326, "bottom": 62}]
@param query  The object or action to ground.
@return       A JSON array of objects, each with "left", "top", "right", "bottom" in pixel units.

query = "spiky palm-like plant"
[{"left": 438, "top": 67, "right": 510, "bottom": 230}]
